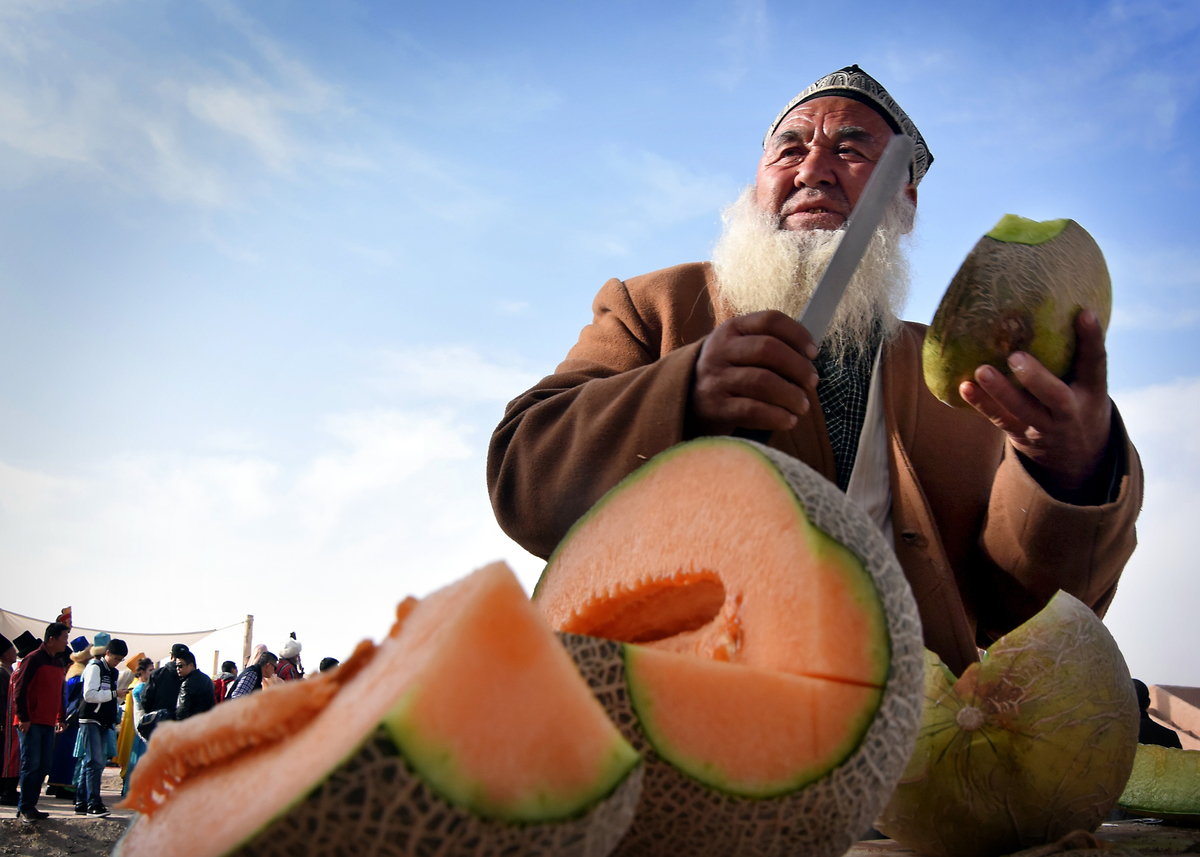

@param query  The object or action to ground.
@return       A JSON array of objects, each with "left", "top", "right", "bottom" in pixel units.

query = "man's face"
[
  {"left": 1, "top": 647, "right": 15, "bottom": 668},
  {"left": 46, "top": 631, "right": 69, "bottom": 655},
  {"left": 262, "top": 662, "right": 276, "bottom": 680},
  {"left": 176, "top": 660, "right": 194, "bottom": 678},
  {"left": 755, "top": 96, "right": 915, "bottom": 232},
  {"left": 105, "top": 652, "right": 125, "bottom": 669}
]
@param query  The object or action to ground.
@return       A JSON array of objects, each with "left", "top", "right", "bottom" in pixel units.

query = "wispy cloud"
[
  {"left": 0, "top": 3, "right": 340, "bottom": 205},
  {"left": 0, "top": 346, "right": 545, "bottom": 664},
  {"left": 1108, "top": 245, "right": 1200, "bottom": 330},
  {"left": 1106, "top": 376, "right": 1200, "bottom": 685},
  {"left": 569, "top": 148, "right": 735, "bottom": 257},
  {"left": 710, "top": 0, "right": 770, "bottom": 90},
  {"left": 375, "top": 346, "right": 541, "bottom": 404}
]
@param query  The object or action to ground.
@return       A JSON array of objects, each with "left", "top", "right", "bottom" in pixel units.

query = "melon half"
[
  {"left": 536, "top": 438, "right": 924, "bottom": 857},
  {"left": 876, "top": 591, "right": 1139, "bottom": 857},
  {"left": 116, "top": 562, "right": 642, "bottom": 857}
]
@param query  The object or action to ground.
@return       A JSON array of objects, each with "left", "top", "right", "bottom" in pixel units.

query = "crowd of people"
[{"left": 1, "top": 620, "right": 334, "bottom": 825}]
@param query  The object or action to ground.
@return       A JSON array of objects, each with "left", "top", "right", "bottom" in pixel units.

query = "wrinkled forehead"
[{"left": 766, "top": 96, "right": 896, "bottom": 148}]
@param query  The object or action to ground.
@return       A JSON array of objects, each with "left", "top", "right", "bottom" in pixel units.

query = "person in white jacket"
[{"left": 75, "top": 639, "right": 127, "bottom": 816}]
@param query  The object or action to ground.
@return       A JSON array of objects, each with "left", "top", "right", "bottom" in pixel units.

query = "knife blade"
[
  {"left": 735, "top": 132, "right": 914, "bottom": 444},
  {"left": 797, "top": 132, "right": 915, "bottom": 345}
]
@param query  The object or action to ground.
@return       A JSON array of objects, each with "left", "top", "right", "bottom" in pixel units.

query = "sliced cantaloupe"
[
  {"left": 535, "top": 436, "right": 890, "bottom": 686},
  {"left": 116, "top": 562, "right": 642, "bottom": 857},
  {"left": 544, "top": 439, "right": 925, "bottom": 857},
  {"left": 623, "top": 644, "right": 882, "bottom": 798}
]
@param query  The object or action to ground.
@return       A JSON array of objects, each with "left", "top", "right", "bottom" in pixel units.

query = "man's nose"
[{"left": 793, "top": 146, "right": 838, "bottom": 189}]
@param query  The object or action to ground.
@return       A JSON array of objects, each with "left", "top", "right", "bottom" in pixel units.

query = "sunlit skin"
[
  {"left": 690, "top": 96, "right": 1111, "bottom": 497},
  {"left": 755, "top": 97, "right": 916, "bottom": 232}
]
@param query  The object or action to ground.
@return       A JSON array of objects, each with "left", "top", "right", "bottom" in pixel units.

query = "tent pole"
[{"left": 243, "top": 615, "right": 253, "bottom": 668}]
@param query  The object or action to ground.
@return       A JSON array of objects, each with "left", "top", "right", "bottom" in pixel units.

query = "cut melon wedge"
[
  {"left": 623, "top": 645, "right": 882, "bottom": 798},
  {"left": 535, "top": 437, "right": 890, "bottom": 687},
  {"left": 116, "top": 562, "right": 642, "bottom": 857},
  {"left": 543, "top": 439, "right": 925, "bottom": 857}
]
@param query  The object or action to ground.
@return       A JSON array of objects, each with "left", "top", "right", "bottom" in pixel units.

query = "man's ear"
[{"left": 905, "top": 183, "right": 917, "bottom": 207}]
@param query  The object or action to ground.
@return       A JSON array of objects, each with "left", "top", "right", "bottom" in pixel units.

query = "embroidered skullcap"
[{"left": 764, "top": 64, "right": 933, "bottom": 185}]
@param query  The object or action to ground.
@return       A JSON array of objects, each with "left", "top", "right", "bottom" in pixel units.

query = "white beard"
[{"left": 711, "top": 186, "right": 915, "bottom": 365}]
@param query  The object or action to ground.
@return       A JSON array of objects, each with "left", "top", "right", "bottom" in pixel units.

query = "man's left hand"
[{"left": 959, "top": 309, "right": 1112, "bottom": 496}]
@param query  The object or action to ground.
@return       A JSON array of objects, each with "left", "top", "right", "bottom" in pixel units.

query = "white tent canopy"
[{"left": 0, "top": 608, "right": 250, "bottom": 669}]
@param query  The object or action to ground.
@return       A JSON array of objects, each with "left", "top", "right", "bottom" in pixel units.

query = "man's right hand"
[
  {"left": 17, "top": 720, "right": 29, "bottom": 734},
  {"left": 689, "top": 310, "right": 820, "bottom": 436}
]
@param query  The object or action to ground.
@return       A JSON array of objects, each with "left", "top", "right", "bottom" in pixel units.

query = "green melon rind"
[
  {"left": 985, "top": 214, "right": 1070, "bottom": 245},
  {"left": 196, "top": 727, "right": 642, "bottom": 857},
  {"left": 117, "top": 696, "right": 645, "bottom": 857},
  {"left": 535, "top": 436, "right": 891, "bottom": 688},
  {"left": 876, "top": 591, "right": 1140, "bottom": 857},
  {"left": 923, "top": 218, "right": 1111, "bottom": 408},
  {"left": 556, "top": 439, "right": 924, "bottom": 857},
  {"left": 622, "top": 642, "right": 884, "bottom": 799},
  {"left": 1118, "top": 744, "right": 1200, "bottom": 819},
  {"left": 384, "top": 685, "right": 643, "bottom": 823}
]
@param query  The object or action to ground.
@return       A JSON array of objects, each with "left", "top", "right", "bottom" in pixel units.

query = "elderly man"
[{"left": 487, "top": 65, "right": 1141, "bottom": 676}]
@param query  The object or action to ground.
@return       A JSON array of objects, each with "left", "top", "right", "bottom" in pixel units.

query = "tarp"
[
  {"left": 0, "top": 608, "right": 242, "bottom": 667},
  {"left": 1150, "top": 685, "right": 1200, "bottom": 751}
]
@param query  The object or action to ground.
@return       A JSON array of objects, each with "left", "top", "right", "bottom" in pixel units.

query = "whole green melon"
[
  {"left": 923, "top": 214, "right": 1111, "bottom": 407},
  {"left": 875, "top": 591, "right": 1139, "bottom": 857}
]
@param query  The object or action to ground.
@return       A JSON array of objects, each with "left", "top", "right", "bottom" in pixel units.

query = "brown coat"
[{"left": 488, "top": 262, "right": 1142, "bottom": 675}]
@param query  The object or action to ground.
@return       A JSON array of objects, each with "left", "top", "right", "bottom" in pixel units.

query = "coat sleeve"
[
  {"left": 82, "top": 662, "right": 113, "bottom": 705},
  {"left": 972, "top": 407, "right": 1143, "bottom": 639},
  {"left": 488, "top": 274, "right": 711, "bottom": 558}
]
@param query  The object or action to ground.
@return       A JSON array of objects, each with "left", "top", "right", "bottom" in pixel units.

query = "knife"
[{"left": 737, "top": 132, "right": 915, "bottom": 443}]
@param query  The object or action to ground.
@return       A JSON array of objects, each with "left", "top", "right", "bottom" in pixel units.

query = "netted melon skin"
[
  {"left": 118, "top": 728, "right": 644, "bottom": 857},
  {"left": 876, "top": 593, "right": 1139, "bottom": 857},
  {"left": 559, "top": 441, "right": 924, "bottom": 857},
  {"left": 924, "top": 219, "right": 1111, "bottom": 407}
]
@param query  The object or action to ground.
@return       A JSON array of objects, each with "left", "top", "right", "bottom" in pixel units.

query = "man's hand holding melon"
[{"left": 960, "top": 308, "right": 1114, "bottom": 502}]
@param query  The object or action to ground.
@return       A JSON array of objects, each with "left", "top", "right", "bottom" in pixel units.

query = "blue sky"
[{"left": 1, "top": 0, "right": 1198, "bottom": 685}]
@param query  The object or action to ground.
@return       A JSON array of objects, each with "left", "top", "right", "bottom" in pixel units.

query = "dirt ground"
[
  {"left": 1, "top": 768, "right": 133, "bottom": 857},
  {"left": 0, "top": 817, "right": 127, "bottom": 857}
]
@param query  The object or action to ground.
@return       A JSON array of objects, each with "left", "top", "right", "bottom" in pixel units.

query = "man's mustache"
[{"left": 778, "top": 187, "right": 851, "bottom": 220}]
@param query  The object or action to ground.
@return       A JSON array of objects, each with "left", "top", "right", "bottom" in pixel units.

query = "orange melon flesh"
[
  {"left": 385, "top": 564, "right": 639, "bottom": 819},
  {"left": 116, "top": 562, "right": 639, "bottom": 857},
  {"left": 624, "top": 644, "right": 883, "bottom": 797},
  {"left": 535, "top": 438, "right": 889, "bottom": 687}
]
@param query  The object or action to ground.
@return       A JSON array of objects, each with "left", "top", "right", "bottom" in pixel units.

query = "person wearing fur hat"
[
  {"left": 0, "top": 634, "right": 17, "bottom": 805},
  {"left": 276, "top": 634, "right": 303, "bottom": 682}
]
